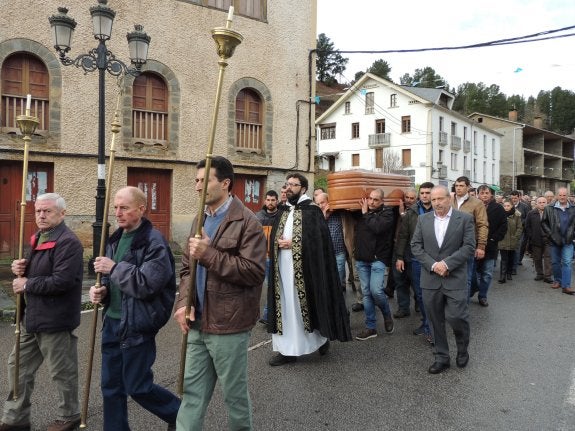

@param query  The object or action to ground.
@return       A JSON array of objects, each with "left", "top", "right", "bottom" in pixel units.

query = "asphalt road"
[{"left": 1, "top": 257, "right": 575, "bottom": 431}]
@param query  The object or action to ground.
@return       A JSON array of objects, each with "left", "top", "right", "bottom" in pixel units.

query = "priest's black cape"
[{"left": 267, "top": 199, "right": 352, "bottom": 342}]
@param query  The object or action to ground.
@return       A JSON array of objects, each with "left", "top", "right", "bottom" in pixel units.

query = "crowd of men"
[{"left": 3, "top": 164, "right": 574, "bottom": 430}]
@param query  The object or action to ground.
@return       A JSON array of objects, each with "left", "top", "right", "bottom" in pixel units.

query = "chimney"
[
  {"left": 534, "top": 116, "right": 543, "bottom": 129},
  {"left": 509, "top": 110, "right": 518, "bottom": 122}
]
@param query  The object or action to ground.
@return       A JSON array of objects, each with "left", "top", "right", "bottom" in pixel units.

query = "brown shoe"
[
  {"left": 47, "top": 418, "right": 80, "bottom": 431},
  {"left": 551, "top": 282, "right": 560, "bottom": 289},
  {"left": 562, "top": 287, "right": 575, "bottom": 295},
  {"left": 0, "top": 423, "right": 31, "bottom": 431}
]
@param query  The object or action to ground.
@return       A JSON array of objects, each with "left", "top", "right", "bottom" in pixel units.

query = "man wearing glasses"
[{"left": 266, "top": 173, "right": 351, "bottom": 366}]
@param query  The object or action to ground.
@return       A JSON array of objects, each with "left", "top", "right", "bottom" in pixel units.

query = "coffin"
[{"left": 327, "top": 170, "right": 412, "bottom": 210}]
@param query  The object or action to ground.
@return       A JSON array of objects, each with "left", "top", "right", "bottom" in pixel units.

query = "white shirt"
[{"left": 434, "top": 207, "right": 453, "bottom": 248}]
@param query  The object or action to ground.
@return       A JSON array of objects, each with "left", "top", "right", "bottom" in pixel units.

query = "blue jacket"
[{"left": 102, "top": 218, "right": 176, "bottom": 348}]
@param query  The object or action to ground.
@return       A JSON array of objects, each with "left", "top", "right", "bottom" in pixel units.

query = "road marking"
[
  {"left": 566, "top": 368, "right": 575, "bottom": 406},
  {"left": 248, "top": 339, "right": 272, "bottom": 351}
]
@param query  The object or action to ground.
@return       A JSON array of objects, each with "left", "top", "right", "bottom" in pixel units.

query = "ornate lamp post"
[{"left": 49, "top": 0, "right": 150, "bottom": 271}]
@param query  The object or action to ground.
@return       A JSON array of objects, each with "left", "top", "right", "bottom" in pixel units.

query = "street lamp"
[{"left": 49, "top": 0, "right": 150, "bottom": 271}]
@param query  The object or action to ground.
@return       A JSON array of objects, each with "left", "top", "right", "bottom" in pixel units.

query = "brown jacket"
[
  {"left": 453, "top": 194, "right": 488, "bottom": 251},
  {"left": 176, "top": 196, "right": 266, "bottom": 334}
]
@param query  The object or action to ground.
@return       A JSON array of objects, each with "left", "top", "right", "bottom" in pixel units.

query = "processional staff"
[
  {"left": 177, "top": 6, "right": 243, "bottom": 396},
  {"left": 12, "top": 96, "right": 40, "bottom": 400},
  {"left": 80, "top": 91, "right": 123, "bottom": 429}
]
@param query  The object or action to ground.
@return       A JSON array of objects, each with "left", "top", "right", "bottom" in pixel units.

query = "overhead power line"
[{"left": 316, "top": 24, "right": 575, "bottom": 55}]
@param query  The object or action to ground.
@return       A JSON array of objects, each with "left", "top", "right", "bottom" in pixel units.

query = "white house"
[{"left": 316, "top": 73, "right": 502, "bottom": 189}]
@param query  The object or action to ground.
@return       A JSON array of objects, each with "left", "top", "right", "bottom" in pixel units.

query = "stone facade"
[{"left": 1, "top": 0, "right": 317, "bottom": 252}]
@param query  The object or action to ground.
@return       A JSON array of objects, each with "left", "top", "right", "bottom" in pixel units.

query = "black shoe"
[
  {"left": 384, "top": 316, "right": 395, "bottom": 334},
  {"left": 428, "top": 361, "right": 450, "bottom": 374},
  {"left": 456, "top": 352, "right": 470, "bottom": 368},
  {"left": 478, "top": 298, "right": 489, "bottom": 307},
  {"left": 0, "top": 423, "right": 31, "bottom": 431},
  {"left": 258, "top": 318, "right": 268, "bottom": 325},
  {"left": 269, "top": 353, "right": 297, "bottom": 366},
  {"left": 413, "top": 326, "right": 426, "bottom": 336},
  {"left": 511, "top": 270, "right": 517, "bottom": 275},
  {"left": 507, "top": 273, "right": 513, "bottom": 280},
  {"left": 393, "top": 309, "right": 410, "bottom": 318},
  {"left": 498, "top": 278, "right": 506, "bottom": 284},
  {"left": 534, "top": 275, "right": 544, "bottom": 281},
  {"left": 351, "top": 303, "right": 364, "bottom": 312},
  {"left": 544, "top": 278, "right": 554, "bottom": 284},
  {"left": 318, "top": 340, "right": 330, "bottom": 356}
]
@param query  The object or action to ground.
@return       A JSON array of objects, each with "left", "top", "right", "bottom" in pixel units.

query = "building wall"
[
  {"left": 317, "top": 76, "right": 501, "bottom": 189},
  {"left": 0, "top": 0, "right": 316, "bottom": 251}
]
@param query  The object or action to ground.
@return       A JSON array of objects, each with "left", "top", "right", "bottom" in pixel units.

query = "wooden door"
[
  {"left": 127, "top": 168, "right": 172, "bottom": 241},
  {"left": 0, "top": 161, "right": 53, "bottom": 258},
  {"left": 232, "top": 174, "right": 266, "bottom": 213}
]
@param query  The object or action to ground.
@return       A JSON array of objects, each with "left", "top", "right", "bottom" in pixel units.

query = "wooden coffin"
[{"left": 327, "top": 170, "right": 412, "bottom": 210}]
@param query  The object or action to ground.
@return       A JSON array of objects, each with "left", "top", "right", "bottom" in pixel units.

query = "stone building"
[{"left": 0, "top": 0, "right": 317, "bottom": 258}]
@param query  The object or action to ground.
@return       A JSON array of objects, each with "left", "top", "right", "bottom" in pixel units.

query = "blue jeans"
[
  {"left": 551, "top": 243, "right": 574, "bottom": 288},
  {"left": 101, "top": 317, "right": 180, "bottom": 431},
  {"left": 411, "top": 260, "right": 430, "bottom": 334},
  {"left": 476, "top": 258, "right": 495, "bottom": 299},
  {"left": 335, "top": 252, "right": 346, "bottom": 288},
  {"left": 356, "top": 260, "right": 391, "bottom": 329}
]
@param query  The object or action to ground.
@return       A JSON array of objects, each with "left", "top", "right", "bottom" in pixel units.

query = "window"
[
  {"left": 375, "top": 148, "right": 383, "bottom": 169},
  {"left": 483, "top": 161, "right": 487, "bottom": 182},
  {"left": 132, "top": 72, "right": 168, "bottom": 145},
  {"left": 351, "top": 122, "right": 359, "bottom": 139},
  {"left": 320, "top": 123, "right": 335, "bottom": 140},
  {"left": 190, "top": 0, "right": 267, "bottom": 21},
  {"left": 451, "top": 153, "right": 457, "bottom": 170},
  {"left": 390, "top": 94, "right": 397, "bottom": 107},
  {"left": 492, "top": 138, "right": 495, "bottom": 159},
  {"left": 375, "top": 119, "right": 385, "bottom": 134},
  {"left": 401, "top": 116, "right": 411, "bottom": 133},
  {"left": 473, "top": 159, "right": 477, "bottom": 181},
  {"left": 438, "top": 149, "right": 444, "bottom": 163},
  {"left": 463, "top": 126, "right": 468, "bottom": 141},
  {"left": 235, "top": 88, "right": 263, "bottom": 152},
  {"left": 492, "top": 163, "right": 495, "bottom": 183},
  {"left": 464, "top": 155, "right": 468, "bottom": 170},
  {"left": 439, "top": 116, "right": 444, "bottom": 132},
  {"left": 473, "top": 131, "right": 478, "bottom": 155},
  {"left": 344, "top": 101, "right": 350, "bottom": 114},
  {"left": 352, "top": 153, "right": 360, "bottom": 167},
  {"left": 365, "top": 92, "right": 374, "bottom": 114},
  {"left": 402, "top": 149, "right": 411, "bottom": 167},
  {"left": 1, "top": 53, "right": 49, "bottom": 131},
  {"left": 483, "top": 135, "right": 487, "bottom": 158},
  {"left": 451, "top": 121, "right": 457, "bottom": 136}
]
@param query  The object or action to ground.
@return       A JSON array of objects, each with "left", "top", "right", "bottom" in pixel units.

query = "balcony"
[
  {"left": 133, "top": 109, "right": 168, "bottom": 148},
  {"left": 450, "top": 135, "right": 462, "bottom": 151},
  {"left": 463, "top": 140, "right": 471, "bottom": 153},
  {"left": 438, "top": 131, "right": 448, "bottom": 146},
  {"left": 435, "top": 162, "right": 447, "bottom": 179},
  {"left": 1, "top": 95, "right": 49, "bottom": 133},
  {"left": 368, "top": 133, "right": 391, "bottom": 148}
]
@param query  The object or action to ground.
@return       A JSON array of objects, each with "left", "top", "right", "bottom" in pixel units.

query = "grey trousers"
[
  {"left": 2, "top": 326, "right": 80, "bottom": 425},
  {"left": 423, "top": 286, "right": 470, "bottom": 365}
]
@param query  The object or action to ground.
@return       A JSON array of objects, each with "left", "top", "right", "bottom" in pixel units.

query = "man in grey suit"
[{"left": 411, "top": 185, "right": 476, "bottom": 374}]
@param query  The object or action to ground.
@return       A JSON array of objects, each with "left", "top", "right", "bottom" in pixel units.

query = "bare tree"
[{"left": 382, "top": 149, "right": 403, "bottom": 174}]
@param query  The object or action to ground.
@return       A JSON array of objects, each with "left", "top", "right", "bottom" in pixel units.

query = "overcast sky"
[{"left": 316, "top": 0, "right": 574, "bottom": 98}]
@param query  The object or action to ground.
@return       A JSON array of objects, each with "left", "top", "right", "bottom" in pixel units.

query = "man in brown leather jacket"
[{"left": 173, "top": 156, "right": 266, "bottom": 430}]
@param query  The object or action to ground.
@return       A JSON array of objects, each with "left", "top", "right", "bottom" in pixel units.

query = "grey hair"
[{"left": 36, "top": 193, "right": 66, "bottom": 210}]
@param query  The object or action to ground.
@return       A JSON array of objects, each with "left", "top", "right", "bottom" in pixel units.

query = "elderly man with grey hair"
[{"left": 2, "top": 193, "right": 83, "bottom": 431}]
